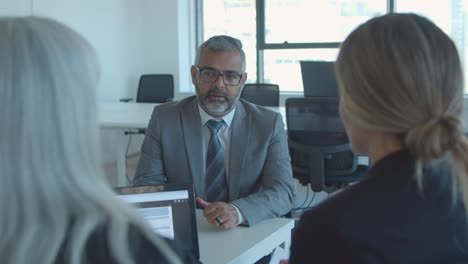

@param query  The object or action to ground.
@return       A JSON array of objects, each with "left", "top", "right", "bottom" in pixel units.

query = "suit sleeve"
[
  {"left": 231, "top": 113, "right": 296, "bottom": 225},
  {"left": 133, "top": 107, "right": 166, "bottom": 186}
]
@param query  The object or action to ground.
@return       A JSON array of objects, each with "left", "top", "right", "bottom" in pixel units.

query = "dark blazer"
[
  {"left": 56, "top": 224, "right": 198, "bottom": 263},
  {"left": 289, "top": 149, "right": 468, "bottom": 264},
  {"left": 134, "top": 96, "right": 295, "bottom": 225}
]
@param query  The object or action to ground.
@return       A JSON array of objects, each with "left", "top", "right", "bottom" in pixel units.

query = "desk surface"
[
  {"left": 99, "top": 102, "right": 158, "bottom": 129},
  {"left": 196, "top": 210, "right": 294, "bottom": 264},
  {"left": 99, "top": 102, "right": 286, "bottom": 129}
]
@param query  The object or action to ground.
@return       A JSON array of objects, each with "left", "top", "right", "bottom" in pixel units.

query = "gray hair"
[
  {"left": 335, "top": 13, "right": 468, "bottom": 212},
  {"left": 0, "top": 16, "right": 181, "bottom": 264},
  {"left": 195, "top": 35, "right": 246, "bottom": 72}
]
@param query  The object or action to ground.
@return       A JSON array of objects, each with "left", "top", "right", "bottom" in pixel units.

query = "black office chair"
[
  {"left": 240, "top": 83, "right": 279, "bottom": 106},
  {"left": 120, "top": 74, "right": 175, "bottom": 135},
  {"left": 121, "top": 74, "right": 174, "bottom": 103},
  {"left": 136, "top": 74, "right": 174, "bottom": 103},
  {"left": 286, "top": 97, "right": 367, "bottom": 193}
]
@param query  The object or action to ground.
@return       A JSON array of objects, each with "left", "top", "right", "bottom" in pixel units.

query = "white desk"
[
  {"left": 99, "top": 102, "right": 285, "bottom": 129},
  {"left": 99, "top": 102, "right": 159, "bottom": 186},
  {"left": 99, "top": 102, "right": 159, "bottom": 129},
  {"left": 99, "top": 102, "right": 286, "bottom": 186},
  {"left": 196, "top": 210, "right": 294, "bottom": 264}
]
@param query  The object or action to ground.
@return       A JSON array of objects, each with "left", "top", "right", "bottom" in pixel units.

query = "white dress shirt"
[{"left": 198, "top": 105, "right": 245, "bottom": 225}]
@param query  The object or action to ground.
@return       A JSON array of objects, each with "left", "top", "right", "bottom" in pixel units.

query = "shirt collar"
[{"left": 198, "top": 104, "right": 236, "bottom": 128}]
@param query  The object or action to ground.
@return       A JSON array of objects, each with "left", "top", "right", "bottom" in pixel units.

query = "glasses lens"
[
  {"left": 200, "top": 70, "right": 218, "bottom": 83},
  {"left": 223, "top": 73, "right": 241, "bottom": 85}
]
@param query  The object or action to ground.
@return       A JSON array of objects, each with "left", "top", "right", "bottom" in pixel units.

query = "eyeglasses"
[{"left": 195, "top": 66, "right": 244, "bottom": 86}]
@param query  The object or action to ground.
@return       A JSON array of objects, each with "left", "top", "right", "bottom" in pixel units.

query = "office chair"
[
  {"left": 136, "top": 74, "right": 174, "bottom": 103},
  {"left": 120, "top": 74, "right": 175, "bottom": 103},
  {"left": 240, "top": 83, "right": 280, "bottom": 106},
  {"left": 120, "top": 74, "right": 175, "bottom": 135},
  {"left": 286, "top": 97, "right": 367, "bottom": 193}
]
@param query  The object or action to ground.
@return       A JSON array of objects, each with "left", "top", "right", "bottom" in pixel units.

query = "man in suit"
[{"left": 133, "top": 35, "right": 295, "bottom": 229}]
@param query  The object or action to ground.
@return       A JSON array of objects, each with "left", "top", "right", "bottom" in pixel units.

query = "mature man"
[{"left": 134, "top": 35, "right": 295, "bottom": 229}]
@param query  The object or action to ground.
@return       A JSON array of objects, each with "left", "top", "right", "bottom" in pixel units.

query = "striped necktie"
[{"left": 205, "top": 119, "right": 228, "bottom": 202}]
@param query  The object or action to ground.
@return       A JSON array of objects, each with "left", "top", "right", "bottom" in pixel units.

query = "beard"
[{"left": 195, "top": 84, "right": 241, "bottom": 117}]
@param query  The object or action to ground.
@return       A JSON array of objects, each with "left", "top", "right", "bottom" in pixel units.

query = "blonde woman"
[
  {"left": 289, "top": 13, "right": 468, "bottom": 263},
  {"left": 0, "top": 17, "right": 195, "bottom": 263}
]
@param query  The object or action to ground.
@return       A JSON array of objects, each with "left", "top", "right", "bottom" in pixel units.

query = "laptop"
[{"left": 115, "top": 183, "right": 200, "bottom": 260}]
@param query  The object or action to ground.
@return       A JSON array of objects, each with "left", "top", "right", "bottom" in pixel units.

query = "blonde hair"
[
  {"left": 0, "top": 17, "right": 181, "bottom": 263},
  {"left": 335, "top": 13, "right": 468, "bottom": 210}
]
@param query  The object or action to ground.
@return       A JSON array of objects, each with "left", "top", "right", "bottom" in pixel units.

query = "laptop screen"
[{"left": 115, "top": 184, "right": 200, "bottom": 260}]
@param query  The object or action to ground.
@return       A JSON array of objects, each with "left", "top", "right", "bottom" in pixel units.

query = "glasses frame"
[{"left": 195, "top": 66, "right": 244, "bottom": 86}]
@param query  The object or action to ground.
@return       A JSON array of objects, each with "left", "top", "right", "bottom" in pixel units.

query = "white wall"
[
  {"left": 0, "top": 0, "right": 196, "bottom": 162},
  {"left": 141, "top": 0, "right": 195, "bottom": 98},
  {"left": 0, "top": 0, "right": 195, "bottom": 101},
  {"left": 0, "top": 0, "right": 30, "bottom": 15},
  {"left": 34, "top": 0, "right": 146, "bottom": 101},
  {"left": 463, "top": 98, "right": 468, "bottom": 127}
]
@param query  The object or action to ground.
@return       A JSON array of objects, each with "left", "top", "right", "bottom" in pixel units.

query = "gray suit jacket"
[{"left": 134, "top": 96, "right": 295, "bottom": 225}]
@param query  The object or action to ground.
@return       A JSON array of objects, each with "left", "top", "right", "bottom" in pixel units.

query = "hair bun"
[{"left": 405, "top": 116, "right": 464, "bottom": 160}]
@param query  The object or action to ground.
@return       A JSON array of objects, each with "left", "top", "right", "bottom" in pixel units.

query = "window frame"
[{"left": 196, "top": 0, "right": 397, "bottom": 87}]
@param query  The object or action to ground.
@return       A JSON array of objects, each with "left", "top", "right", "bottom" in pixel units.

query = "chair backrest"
[
  {"left": 286, "top": 97, "right": 347, "bottom": 146},
  {"left": 286, "top": 97, "right": 362, "bottom": 192},
  {"left": 137, "top": 74, "right": 174, "bottom": 103},
  {"left": 240, "top": 83, "right": 279, "bottom": 106}
]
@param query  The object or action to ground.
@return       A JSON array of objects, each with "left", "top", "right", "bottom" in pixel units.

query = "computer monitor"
[{"left": 300, "top": 60, "right": 339, "bottom": 98}]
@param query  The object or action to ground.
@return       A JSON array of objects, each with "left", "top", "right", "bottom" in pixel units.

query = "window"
[
  {"left": 199, "top": 0, "right": 468, "bottom": 93},
  {"left": 202, "top": 0, "right": 257, "bottom": 82},
  {"left": 264, "top": 1, "right": 386, "bottom": 44},
  {"left": 263, "top": 49, "right": 338, "bottom": 92},
  {"left": 395, "top": 0, "right": 468, "bottom": 93}
]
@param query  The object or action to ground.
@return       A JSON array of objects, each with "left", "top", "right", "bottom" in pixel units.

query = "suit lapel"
[
  {"left": 228, "top": 101, "right": 250, "bottom": 200},
  {"left": 180, "top": 98, "right": 205, "bottom": 199}
]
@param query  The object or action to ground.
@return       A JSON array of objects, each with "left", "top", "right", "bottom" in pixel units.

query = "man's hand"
[{"left": 196, "top": 197, "right": 239, "bottom": 229}]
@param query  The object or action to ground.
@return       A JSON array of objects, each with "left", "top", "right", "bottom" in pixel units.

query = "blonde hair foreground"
[
  {"left": 0, "top": 17, "right": 181, "bottom": 263},
  {"left": 335, "top": 13, "right": 468, "bottom": 212}
]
